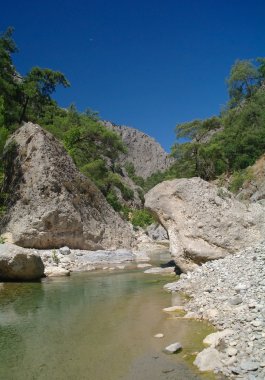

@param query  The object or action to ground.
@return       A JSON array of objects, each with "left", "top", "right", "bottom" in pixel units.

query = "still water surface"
[{"left": 0, "top": 265, "right": 219, "bottom": 380}]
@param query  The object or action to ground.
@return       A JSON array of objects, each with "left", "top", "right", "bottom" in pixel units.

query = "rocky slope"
[
  {"left": 104, "top": 121, "right": 174, "bottom": 179},
  {"left": 165, "top": 241, "right": 265, "bottom": 379},
  {"left": 145, "top": 177, "right": 265, "bottom": 272},
  {"left": 0, "top": 122, "right": 134, "bottom": 250},
  {"left": 237, "top": 154, "right": 265, "bottom": 203}
]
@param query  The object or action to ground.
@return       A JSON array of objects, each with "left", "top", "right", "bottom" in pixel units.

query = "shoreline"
[{"left": 164, "top": 241, "right": 265, "bottom": 379}]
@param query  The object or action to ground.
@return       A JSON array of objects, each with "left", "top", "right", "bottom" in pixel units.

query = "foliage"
[
  {"left": 106, "top": 189, "right": 123, "bottom": 212},
  {"left": 18, "top": 67, "right": 70, "bottom": 123},
  {"left": 171, "top": 117, "right": 222, "bottom": 179},
  {"left": 0, "top": 28, "right": 140, "bottom": 214},
  {"left": 124, "top": 162, "right": 145, "bottom": 187},
  {"left": 227, "top": 60, "right": 260, "bottom": 107},
  {"left": 51, "top": 249, "right": 60, "bottom": 265},
  {"left": 228, "top": 168, "right": 254, "bottom": 193},
  {"left": 130, "top": 209, "right": 155, "bottom": 228},
  {"left": 171, "top": 56, "right": 265, "bottom": 182},
  {"left": 0, "top": 235, "right": 6, "bottom": 244}
]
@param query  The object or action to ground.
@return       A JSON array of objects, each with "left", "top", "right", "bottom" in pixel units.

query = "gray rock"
[
  {"left": 104, "top": 121, "right": 174, "bottom": 179},
  {"left": 240, "top": 360, "right": 259, "bottom": 371},
  {"left": 194, "top": 347, "right": 222, "bottom": 371},
  {"left": 0, "top": 243, "right": 44, "bottom": 280},
  {"left": 146, "top": 223, "right": 168, "bottom": 241},
  {"left": 0, "top": 123, "right": 134, "bottom": 250},
  {"left": 227, "top": 347, "right": 238, "bottom": 356},
  {"left": 44, "top": 266, "right": 70, "bottom": 277},
  {"left": 229, "top": 296, "right": 243, "bottom": 305},
  {"left": 144, "top": 267, "right": 175, "bottom": 275},
  {"left": 145, "top": 177, "right": 265, "bottom": 272},
  {"left": 59, "top": 246, "right": 71, "bottom": 255},
  {"left": 163, "top": 342, "right": 182, "bottom": 354}
]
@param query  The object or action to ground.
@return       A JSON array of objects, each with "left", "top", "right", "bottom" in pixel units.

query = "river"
[{"left": 0, "top": 256, "right": 221, "bottom": 380}]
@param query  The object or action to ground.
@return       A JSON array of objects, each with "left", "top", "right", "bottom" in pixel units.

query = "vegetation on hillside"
[
  {"left": 1, "top": 26, "right": 265, "bottom": 227},
  {"left": 0, "top": 27, "right": 141, "bottom": 217},
  {"left": 171, "top": 58, "right": 265, "bottom": 184}
]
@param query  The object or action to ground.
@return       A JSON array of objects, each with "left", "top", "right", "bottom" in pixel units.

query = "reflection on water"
[{"left": 0, "top": 267, "right": 219, "bottom": 380}]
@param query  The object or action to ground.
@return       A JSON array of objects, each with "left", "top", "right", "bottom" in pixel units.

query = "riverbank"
[
  {"left": 37, "top": 241, "right": 175, "bottom": 276},
  {"left": 164, "top": 241, "right": 265, "bottom": 379}
]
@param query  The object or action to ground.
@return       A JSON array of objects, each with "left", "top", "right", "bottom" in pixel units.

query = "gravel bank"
[{"left": 164, "top": 242, "right": 265, "bottom": 379}]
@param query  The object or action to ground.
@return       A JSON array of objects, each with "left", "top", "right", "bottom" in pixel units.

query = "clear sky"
[{"left": 1, "top": 0, "right": 265, "bottom": 151}]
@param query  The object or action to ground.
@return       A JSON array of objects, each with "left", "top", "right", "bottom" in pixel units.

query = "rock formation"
[
  {"left": 0, "top": 244, "right": 44, "bottom": 280},
  {"left": 104, "top": 121, "right": 174, "bottom": 179},
  {"left": 145, "top": 177, "right": 265, "bottom": 272},
  {"left": 0, "top": 122, "right": 134, "bottom": 250}
]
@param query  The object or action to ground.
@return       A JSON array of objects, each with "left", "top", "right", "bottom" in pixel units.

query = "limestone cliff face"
[
  {"left": 1, "top": 123, "right": 134, "bottom": 250},
  {"left": 104, "top": 121, "right": 174, "bottom": 179},
  {"left": 145, "top": 177, "right": 265, "bottom": 272}
]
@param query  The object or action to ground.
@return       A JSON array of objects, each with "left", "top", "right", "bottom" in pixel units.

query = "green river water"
[{"left": 0, "top": 262, "right": 221, "bottom": 380}]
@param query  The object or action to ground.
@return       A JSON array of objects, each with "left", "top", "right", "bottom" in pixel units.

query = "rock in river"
[{"left": 0, "top": 243, "right": 44, "bottom": 280}]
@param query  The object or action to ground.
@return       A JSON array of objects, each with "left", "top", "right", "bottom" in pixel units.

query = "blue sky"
[{"left": 1, "top": 0, "right": 265, "bottom": 151}]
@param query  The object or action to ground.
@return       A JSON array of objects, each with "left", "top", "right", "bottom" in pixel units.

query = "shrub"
[
  {"left": 131, "top": 209, "right": 155, "bottom": 228},
  {"left": 228, "top": 168, "right": 254, "bottom": 193},
  {"left": 106, "top": 190, "right": 122, "bottom": 212}
]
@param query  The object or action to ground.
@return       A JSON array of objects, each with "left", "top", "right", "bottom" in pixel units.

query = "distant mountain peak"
[{"left": 103, "top": 121, "right": 174, "bottom": 179}]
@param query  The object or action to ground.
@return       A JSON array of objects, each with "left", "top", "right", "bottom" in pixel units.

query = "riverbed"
[{"left": 0, "top": 259, "right": 221, "bottom": 380}]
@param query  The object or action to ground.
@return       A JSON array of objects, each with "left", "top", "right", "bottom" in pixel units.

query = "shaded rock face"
[
  {"left": 104, "top": 121, "right": 174, "bottom": 179},
  {"left": 145, "top": 177, "right": 265, "bottom": 272},
  {"left": 1, "top": 123, "right": 134, "bottom": 250},
  {"left": 0, "top": 244, "right": 44, "bottom": 280}
]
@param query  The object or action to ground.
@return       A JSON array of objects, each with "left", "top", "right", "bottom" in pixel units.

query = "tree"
[
  {"left": 227, "top": 60, "right": 260, "bottom": 106},
  {"left": 19, "top": 67, "right": 70, "bottom": 123},
  {"left": 172, "top": 117, "right": 221, "bottom": 179},
  {"left": 0, "top": 27, "right": 20, "bottom": 125}
]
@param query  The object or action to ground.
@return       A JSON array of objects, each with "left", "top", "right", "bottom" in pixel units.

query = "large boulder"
[
  {"left": 145, "top": 178, "right": 265, "bottom": 272},
  {"left": 0, "top": 243, "right": 44, "bottom": 280},
  {"left": 0, "top": 123, "right": 134, "bottom": 250}
]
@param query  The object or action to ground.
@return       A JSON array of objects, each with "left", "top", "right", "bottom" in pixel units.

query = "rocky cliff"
[
  {"left": 145, "top": 177, "right": 265, "bottom": 272},
  {"left": 104, "top": 121, "right": 174, "bottom": 179},
  {"left": 0, "top": 122, "right": 134, "bottom": 250}
]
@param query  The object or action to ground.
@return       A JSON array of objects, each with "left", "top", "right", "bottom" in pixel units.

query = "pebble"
[
  {"left": 164, "top": 241, "right": 265, "bottom": 379},
  {"left": 240, "top": 360, "right": 259, "bottom": 371},
  {"left": 154, "top": 333, "right": 164, "bottom": 338},
  {"left": 163, "top": 342, "right": 182, "bottom": 354}
]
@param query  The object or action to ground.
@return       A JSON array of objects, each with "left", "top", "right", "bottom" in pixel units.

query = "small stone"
[
  {"left": 235, "top": 283, "right": 249, "bottom": 292},
  {"left": 194, "top": 347, "right": 222, "bottom": 371},
  {"left": 163, "top": 305, "right": 184, "bottom": 312},
  {"left": 59, "top": 246, "right": 71, "bottom": 255},
  {"left": 240, "top": 360, "right": 259, "bottom": 371},
  {"left": 163, "top": 342, "right": 182, "bottom": 354},
  {"left": 45, "top": 266, "right": 70, "bottom": 277},
  {"left": 227, "top": 347, "right": 238, "bottom": 356},
  {"left": 154, "top": 333, "right": 164, "bottom": 338},
  {"left": 203, "top": 329, "right": 234, "bottom": 348},
  {"left": 251, "top": 320, "right": 262, "bottom": 327},
  {"left": 137, "top": 263, "right": 152, "bottom": 269},
  {"left": 229, "top": 296, "right": 243, "bottom": 305}
]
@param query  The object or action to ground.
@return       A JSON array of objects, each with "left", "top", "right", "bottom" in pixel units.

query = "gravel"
[{"left": 164, "top": 241, "right": 265, "bottom": 379}]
